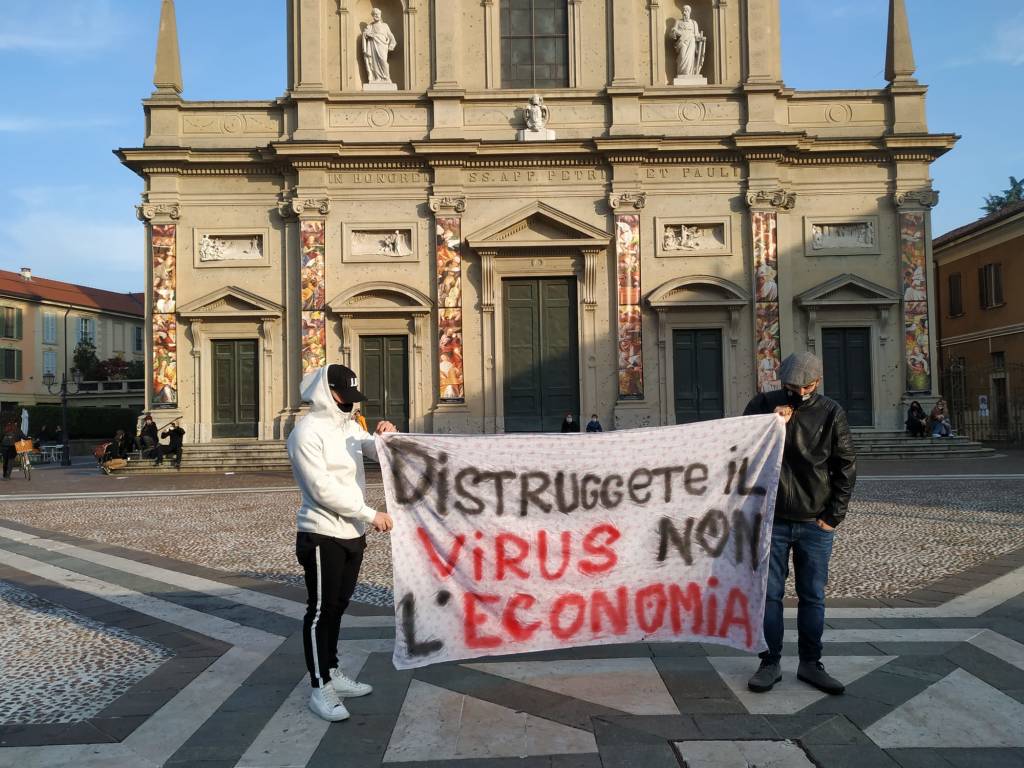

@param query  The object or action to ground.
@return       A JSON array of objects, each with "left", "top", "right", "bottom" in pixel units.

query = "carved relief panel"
[
  {"left": 342, "top": 222, "right": 420, "bottom": 263},
  {"left": 192, "top": 229, "right": 270, "bottom": 268},
  {"left": 655, "top": 216, "right": 732, "bottom": 257},
  {"left": 803, "top": 216, "right": 880, "bottom": 257}
]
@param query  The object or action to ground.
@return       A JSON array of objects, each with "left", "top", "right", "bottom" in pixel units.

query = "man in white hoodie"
[{"left": 288, "top": 363, "right": 397, "bottom": 722}]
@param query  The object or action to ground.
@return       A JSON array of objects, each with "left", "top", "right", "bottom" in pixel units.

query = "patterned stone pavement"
[{"left": 0, "top": 472, "right": 1023, "bottom": 767}]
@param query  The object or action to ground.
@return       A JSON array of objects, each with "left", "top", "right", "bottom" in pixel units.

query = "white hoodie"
[{"left": 287, "top": 365, "right": 378, "bottom": 539}]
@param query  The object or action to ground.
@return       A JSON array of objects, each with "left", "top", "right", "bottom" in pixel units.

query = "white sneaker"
[
  {"left": 309, "top": 684, "right": 350, "bottom": 722},
  {"left": 329, "top": 668, "right": 373, "bottom": 698}
]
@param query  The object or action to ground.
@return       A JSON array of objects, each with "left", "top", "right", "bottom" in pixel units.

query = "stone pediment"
[
  {"left": 466, "top": 202, "right": 611, "bottom": 251},
  {"left": 796, "top": 274, "right": 899, "bottom": 308},
  {"left": 327, "top": 282, "right": 432, "bottom": 315},
  {"left": 648, "top": 275, "right": 750, "bottom": 309},
  {"left": 177, "top": 286, "right": 283, "bottom": 318}
]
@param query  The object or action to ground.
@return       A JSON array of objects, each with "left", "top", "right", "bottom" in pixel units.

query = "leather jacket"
[{"left": 743, "top": 389, "right": 857, "bottom": 528}]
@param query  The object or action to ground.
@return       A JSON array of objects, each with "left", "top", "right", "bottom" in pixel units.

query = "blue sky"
[{"left": 0, "top": 0, "right": 1019, "bottom": 293}]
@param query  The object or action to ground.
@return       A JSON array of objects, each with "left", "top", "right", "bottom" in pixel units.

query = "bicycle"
[{"left": 14, "top": 439, "right": 33, "bottom": 481}]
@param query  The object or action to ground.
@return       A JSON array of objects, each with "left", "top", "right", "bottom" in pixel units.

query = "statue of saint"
[
  {"left": 671, "top": 5, "right": 706, "bottom": 79},
  {"left": 362, "top": 8, "right": 397, "bottom": 85},
  {"left": 525, "top": 95, "right": 549, "bottom": 132}
]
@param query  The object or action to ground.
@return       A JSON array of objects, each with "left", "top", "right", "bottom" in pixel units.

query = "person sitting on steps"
[{"left": 159, "top": 421, "right": 186, "bottom": 468}]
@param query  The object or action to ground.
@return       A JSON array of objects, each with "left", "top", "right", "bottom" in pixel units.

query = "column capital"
[
  {"left": 429, "top": 195, "right": 467, "bottom": 214},
  {"left": 136, "top": 202, "right": 181, "bottom": 222},
  {"left": 894, "top": 189, "right": 939, "bottom": 210},
  {"left": 278, "top": 193, "right": 331, "bottom": 218},
  {"left": 609, "top": 191, "right": 647, "bottom": 210},
  {"left": 745, "top": 188, "right": 796, "bottom": 211}
]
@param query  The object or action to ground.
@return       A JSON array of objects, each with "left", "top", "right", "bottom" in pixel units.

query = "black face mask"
[
  {"left": 785, "top": 388, "right": 814, "bottom": 407},
  {"left": 337, "top": 401, "right": 354, "bottom": 413}
]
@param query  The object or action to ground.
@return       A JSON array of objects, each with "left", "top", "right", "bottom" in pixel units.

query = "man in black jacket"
[
  {"left": 160, "top": 421, "right": 186, "bottom": 468},
  {"left": 743, "top": 352, "right": 856, "bottom": 696}
]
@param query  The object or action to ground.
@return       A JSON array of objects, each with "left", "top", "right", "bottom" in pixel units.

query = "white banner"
[{"left": 377, "top": 414, "right": 784, "bottom": 670}]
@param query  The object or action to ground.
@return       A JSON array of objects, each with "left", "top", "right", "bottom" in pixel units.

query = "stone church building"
[{"left": 118, "top": 0, "right": 955, "bottom": 441}]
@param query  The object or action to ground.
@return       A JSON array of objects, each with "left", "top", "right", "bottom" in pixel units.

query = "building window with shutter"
[
  {"left": 43, "top": 350, "right": 57, "bottom": 376},
  {"left": 43, "top": 312, "right": 58, "bottom": 344},
  {"left": 0, "top": 306, "right": 23, "bottom": 340},
  {"left": 0, "top": 349, "right": 22, "bottom": 380},
  {"left": 133, "top": 326, "right": 144, "bottom": 354},
  {"left": 113, "top": 322, "right": 125, "bottom": 353},
  {"left": 979, "top": 263, "right": 1004, "bottom": 309},
  {"left": 500, "top": 0, "right": 569, "bottom": 89},
  {"left": 77, "top": 317, "right": 96, "bottom": 345},
  {"left": 948, "top": 272, "right": 963, "bottom": 317}
]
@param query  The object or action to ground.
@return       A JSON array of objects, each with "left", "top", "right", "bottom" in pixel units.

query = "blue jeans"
[{"left": 760, "top": 519, "right": 834, "bottom": 664}]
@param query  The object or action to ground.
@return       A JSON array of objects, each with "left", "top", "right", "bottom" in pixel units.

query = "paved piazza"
[{"left": 1, "top": 469, "right": 1023, "bottom": 767}]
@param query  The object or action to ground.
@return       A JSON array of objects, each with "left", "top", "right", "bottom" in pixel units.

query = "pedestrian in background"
[
  {"left": 288, "top": 364, "right": 400, "bottom": 722},
  {"left": 353, "top": 407, "right": 368, "bottom": 433},
  {"left": 743, "top": 352, "right": 856, "bottom": 696},
  {"left": 905, "top": 400, "right": 928, "bottom": 438},
  {"left": 930, "top": 399, "right": 951, "bottom": 438},
  {"left": 1, "top": 421, "right": 25, "bottom": 480},
  {"left": 586, "top": 414, "right": 604, "bottom": 432},
  {"left": 160, "top": 421, "right": 186, "bottom": 468},
  {"left": 560, "top": 413, "right": 579, "bottom": 433}
]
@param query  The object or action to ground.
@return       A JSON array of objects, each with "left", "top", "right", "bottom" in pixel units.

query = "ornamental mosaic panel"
[
  {"left": 301, "top": 311, "right": 326, "bottom": 374},
  {"left": 900, "top": 211, "right": 931, "bottom": 393},
  {"left": 152, "top": 313, "right": 177, "bottom": 407},
  {"left": 615, "top": 214, "right": 644, "bottom": 400},
  {"left": 300, "top": 220, "right": 326, "bottom": 311},
  {"left": 436, "top": 217, "right": 465, "bottom": 402},
  {"left": 152, "top": 224, "right": 176, "bottom": 313},
  {"left": 752, "top": 211, "right": 781, "bottom": 392}
]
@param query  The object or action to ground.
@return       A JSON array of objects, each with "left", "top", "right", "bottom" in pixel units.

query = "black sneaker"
[
  {"left": 747, "top": 659, "right": 782, "bottom": 692},
  {"left": 797, "top": 661, "right": 845, "bottom": 695}
]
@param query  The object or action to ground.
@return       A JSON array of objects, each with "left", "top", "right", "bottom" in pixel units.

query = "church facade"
[{"left": 119, "top": 0, "right": 955, "bottom": 441}]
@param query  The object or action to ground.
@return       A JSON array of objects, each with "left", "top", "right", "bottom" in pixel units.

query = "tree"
[
  {"left": 97, "top": 356, "right": 130, "bottom": 381},
  {"left": 983, "top": 176, "right": 1024, "bottom": 215},
  {"left": 125, "top": 359, "right": 145, "bottom": 380},
  {"left": 73, "top": 341, "right": 100, "bottom": 380}
]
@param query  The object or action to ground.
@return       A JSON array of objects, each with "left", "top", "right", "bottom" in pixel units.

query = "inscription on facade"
[
  {"left": 466, "top": 169, "right": 606, "bottom": 184},
  {"left": 646, "top": 166, "right": 742, "bottom": 180},
  {"left": 328, "top": 172, "right": 429, "bottom": 185}
]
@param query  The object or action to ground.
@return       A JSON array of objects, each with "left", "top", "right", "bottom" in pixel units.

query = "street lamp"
[{"left": 43, "top": 368, "right": 82, "bottom": 467}]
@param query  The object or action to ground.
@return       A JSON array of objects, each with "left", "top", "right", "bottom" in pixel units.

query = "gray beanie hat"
[{"left": 779, "top": 352, "right": 822, "bottom": 386}]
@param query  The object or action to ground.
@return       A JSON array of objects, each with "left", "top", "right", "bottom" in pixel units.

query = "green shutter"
[
  {"left": 14, "top": 350, "right": 21, "bottom": 380},
  {"left": 0, "top": 308, "right": 8, "bottom": 338},
  {"left": 13, "top": 309, "right": 22, "bottom": 340}
]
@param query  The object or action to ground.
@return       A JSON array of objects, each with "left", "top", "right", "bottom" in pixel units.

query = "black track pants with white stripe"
[{"left": 296, "top": 531, "right": 366, "bottom": 687}]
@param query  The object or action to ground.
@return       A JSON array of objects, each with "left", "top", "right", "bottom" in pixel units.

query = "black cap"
[{"left": 327, "top": 364, "right": 367, "bottom": 403}]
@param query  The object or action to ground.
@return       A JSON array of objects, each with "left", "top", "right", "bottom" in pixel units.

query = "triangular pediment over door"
[
  {"left": 465, "top": 201, "right": 611, "bottom": 252},
  {"left": 177, "top": 285, "right": 283, "bottom": 319}
]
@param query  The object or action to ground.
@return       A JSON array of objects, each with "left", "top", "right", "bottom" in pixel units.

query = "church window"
[{"left": 500, "top": 0, "right": 569, "bottom": 89}]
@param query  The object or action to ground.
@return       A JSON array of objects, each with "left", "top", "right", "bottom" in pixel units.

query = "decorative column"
[
  {"left": 895, "top": 190, "right": 939, "bottom": 394},
  {"left": 581, "top": 245, "right": 603, "bottom": 420},
  {"left": 614, "top": 212, "right": 644, "bottom": 400},
  {"left": 746, "top": 189, "right": 795, "bottom": 392},
  {"left": 295, "top": 198, "right": 330, "bottom": 374},
  {"left": 138, "top": 203, "right": 181, "bottom": 409},
  {"left": 189, "top": 319, "right": 202, "bottom": 440},
  {"left": 647, "top": 0, "right": 664, "bottom": 85},
  {"left": 435, "top": 215, "right": 465, "bottom": 403}
]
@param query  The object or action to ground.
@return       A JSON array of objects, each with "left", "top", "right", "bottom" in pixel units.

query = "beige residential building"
[
  {"left": 0, "top": 269, "right": 145, "bottom": 411},
  {"left": 117, "top": 0, "right": 955, "bottom": 442}
]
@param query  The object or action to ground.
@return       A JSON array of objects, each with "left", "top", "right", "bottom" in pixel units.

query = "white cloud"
[
  {"left": 991, "top": 13, "right": 1024, "bottom": 66},
  {"left": 0, "top": 1, "right": 128, "bottom": 54},
  {"left": 0, "top": 116, "right": 120, "bottom": 133}
]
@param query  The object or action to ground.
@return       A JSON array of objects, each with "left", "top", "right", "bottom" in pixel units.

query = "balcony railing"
[{"left": 74, "top": 379, "right": 146, "bottom": 394}]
